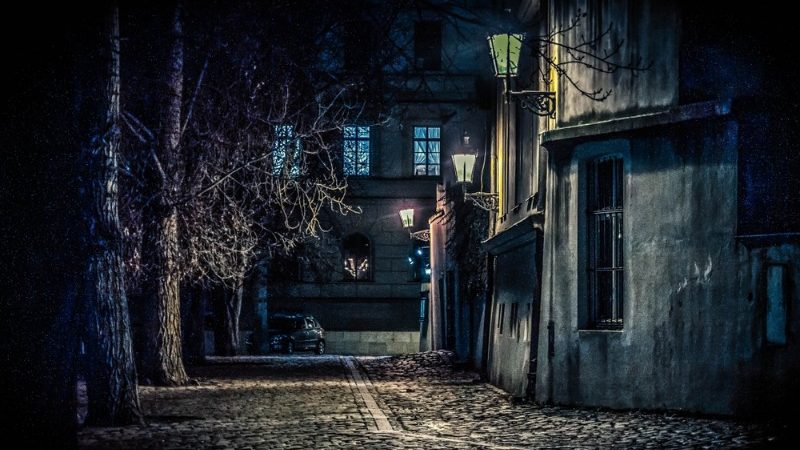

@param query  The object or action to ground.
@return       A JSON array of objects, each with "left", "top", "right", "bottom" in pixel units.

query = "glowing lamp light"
[
  {"left": 451, "top": 153, "right": 477, "bottom": 184},
  {"left": 487, "top": 33, "right": 524, "bottom": 78},
  {"left": 399, "top": 208, "right": 414, "bottom": 229}
]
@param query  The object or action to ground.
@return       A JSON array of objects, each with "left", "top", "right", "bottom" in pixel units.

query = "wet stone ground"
[{"left": 78, "top": 352, "right": 788, "bottom": 449}]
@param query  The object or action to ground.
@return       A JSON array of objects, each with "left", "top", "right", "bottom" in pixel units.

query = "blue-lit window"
[
  {"left": 343, "top": 126, "right": 370, "bottom": 176},
  {"left": 408, "top": 243, "right": 430, "bottom": 282},
  {"left": 413, "top": 126, "right": 440, "bottom": 176},
  {"left": 273, "top": 124, "right": 301, "bottom": 177}
]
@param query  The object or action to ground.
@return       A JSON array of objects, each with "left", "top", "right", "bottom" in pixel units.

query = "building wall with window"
[
  {"left": 481, "top": 2, "right": 551, "bottom": 398},
  {"left": 265, "top": 0, "right": 500, "bottom": 356},
  {"left": 532, "top": 1, "right": 800, "bottom": 416}
]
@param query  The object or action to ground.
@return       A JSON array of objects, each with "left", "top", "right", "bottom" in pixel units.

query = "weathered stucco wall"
[
  {"left": 553, "top": 0, "right": 679, "bottom": 126},
  {"left": 537, "top": 117, "right": 800, "bottom": 415},
  {"left": 488, "top": 241, "right": 537, "bottom": 397}
]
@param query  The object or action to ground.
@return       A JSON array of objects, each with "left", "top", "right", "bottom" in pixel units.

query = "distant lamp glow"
[
  {"left": 487, "top": 33, "right": 523, "bottom": 78},
  {"left": 399, "top": 208, "right": 414, "bottom": 229},
  {"left": 451, "top": 132, "right": 497, "bottom": 211},
  {"left": 451, "top": 153, "right": 477, "bottom": 184},
  {"left": 397, "top": 207, "right": 429, "bottom": 241}
]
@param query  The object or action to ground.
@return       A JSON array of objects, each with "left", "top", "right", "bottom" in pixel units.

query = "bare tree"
[
  {"left": 82, "top": 3, "right": 143, "bottom": 424},
  {"left": 118, "top": 2, "right": 364, "bottom": 365},
  {"left": 535, "top": 8, "right": 651, "bottom": 101},
  {"left": 137, "top": 3, "right": 189, "bottom": 386}
]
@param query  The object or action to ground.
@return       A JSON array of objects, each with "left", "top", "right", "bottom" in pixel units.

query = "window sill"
[{"left": 578, "top": 328, "right": 623, "bottom": 335}]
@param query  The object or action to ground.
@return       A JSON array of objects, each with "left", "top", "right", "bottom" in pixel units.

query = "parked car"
[{"left": 268, "top": 313, "right": 325, "bottom": 354}]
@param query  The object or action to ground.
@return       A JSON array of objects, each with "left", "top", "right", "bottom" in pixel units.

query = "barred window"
[
  {"left": 413, "top": 126, "right": 440, "bottom": 176},
  {"left": 343, "top": 126, "right": 370, "bottom": 176},
  {"left": 588, "top": 157, "right": 624, "bottom": 329}
]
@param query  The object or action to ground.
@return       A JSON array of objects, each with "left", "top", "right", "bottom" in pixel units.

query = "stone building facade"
[
  {"left": 258, "top": 0, "right": 500, "bottom": 356},
  {"left": 481, "top": 0, "right": 800, "bottom": 415}
]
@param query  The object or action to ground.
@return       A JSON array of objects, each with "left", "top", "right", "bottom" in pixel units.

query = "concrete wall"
[
  {"left": 552, "top": 0, "right": 679, "bottom": 126},
  {"left": 537, "top": 116, "right": 800, "bottom": 415},
  {"left": 325, "top": 331, "right": 420, "bottom": 355},
  {"left": 487, "top": 240, "right": 538, "bottom": 397}
]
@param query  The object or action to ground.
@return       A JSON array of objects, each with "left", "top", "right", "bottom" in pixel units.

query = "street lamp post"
[{"left": 487, "top": 33, "right": 556, "bottom": 117}]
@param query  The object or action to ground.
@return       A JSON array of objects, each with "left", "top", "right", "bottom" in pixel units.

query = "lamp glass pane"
[
  {"left": 399, "top": 208, "right": 414, "bottom": 228},
  {"left": 488, "top": 33, "right": 523, "bottom": 77},
  {"left": 451, "top": 153, "right": 476, "bottom": 184}
]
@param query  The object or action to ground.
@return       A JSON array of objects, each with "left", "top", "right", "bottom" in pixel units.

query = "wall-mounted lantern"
[
  {"left": 451, "top": 132, "right": 498, "bottom": 212},
  {"left": 487, "top": 33, "right": 556, "bottom": 117},
  {"left": 398, "top": 208, "right": 429, "bottom": 241}
]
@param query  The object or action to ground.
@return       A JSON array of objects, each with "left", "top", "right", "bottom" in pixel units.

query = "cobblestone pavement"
[{"left": 78, "top": 352, "right": 788, "bottom": 449}]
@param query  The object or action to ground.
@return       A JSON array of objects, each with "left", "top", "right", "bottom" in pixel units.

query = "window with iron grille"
[
  {"left": 343, "top": 125, "right": 370, "bottom": 176},
  {"left": 588, "top": 156, "right": 624, "bottom": 329},
  {"left": 413, "top": 126, "right": 440, "bottom": 176},
  {"left": 273, "top": 124, "right": 301, "bottom": 177}
]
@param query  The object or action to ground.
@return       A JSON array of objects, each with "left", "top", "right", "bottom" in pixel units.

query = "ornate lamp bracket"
[{"left": 508, "top": 89, "right": 556, "bottom": 118}]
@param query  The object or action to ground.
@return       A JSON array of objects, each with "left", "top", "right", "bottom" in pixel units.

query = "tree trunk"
[
  {"left": 212, "top": 281, "right": 242, "bottom": 356},
  {"left": 142, "top": 3, "right": 188, "bottom": 386},
  {"left": 83, "top": 4, "right": 143, "bottom": 425},
  {"left": 147, "top": 210, "right": 189, "bottom": 385}
]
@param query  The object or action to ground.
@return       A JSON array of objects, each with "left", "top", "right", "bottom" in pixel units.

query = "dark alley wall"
[{"left": 538, "top": 111, "right": 800, "bottom": 415}]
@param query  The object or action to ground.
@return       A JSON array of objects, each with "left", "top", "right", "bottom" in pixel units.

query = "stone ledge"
[{"left": 541, "top": 100, "right": 732, "bottom": 148}]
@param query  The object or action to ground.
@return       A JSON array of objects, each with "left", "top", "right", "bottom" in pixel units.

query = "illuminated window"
[
  {"left": 273, "top": 124, "right": 301, "bottom": 177},
  {"left": 342, "top": 233, "right": 371, "bottom": 281},
  {"left": 408, "top": 242, "right": 430, "bottom": 282},
  {"left": 343, "top": 126, "right": 370, "bottom": 176},
  {"left": 588, "top": 156, "right": 624, "bottom": 329},
  {"left": 413, "top": 126, "right": 440, "bottom": 176}
]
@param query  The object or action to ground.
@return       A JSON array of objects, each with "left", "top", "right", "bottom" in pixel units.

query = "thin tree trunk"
[
  {"left": 149, "top": 209, "right": 188, "bottom": 384},
  {"left": 83, "top": 4, "right": 143, "bottom": 425},
  {"left": 142, "top": 3, "right": 188, "bottom": 386},
  {"left": 212, "top": 282, "right": 241, "bottom": 356},
  {"left": 225, "top": 280, "right": 243, "bottom": 355}
]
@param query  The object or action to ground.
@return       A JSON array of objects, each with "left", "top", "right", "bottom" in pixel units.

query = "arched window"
[{"left": 342, "top": 233, "right": 371, "bottom": 281}]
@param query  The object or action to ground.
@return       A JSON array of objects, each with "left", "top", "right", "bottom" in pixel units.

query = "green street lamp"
[
  {"left": 398, "top": 208, "right": 429, "bottom": 241},
  {"left": 487, "top": 33, "right": 556, "bottom": 117},
  {"left": 450, "top": 132, "right": 498, "bottom": 212}
]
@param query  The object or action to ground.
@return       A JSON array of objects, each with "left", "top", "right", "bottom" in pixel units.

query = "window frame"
[
  {"left": 341, "top": 233, "right": 372, "bottom": 282},
  {"left": 343, "top": 125, "right": 371, "bottom": 176},
  {"left": 412, "top": 125, "right": 441, "bottom": 176},
  {"left": 586, "top": 155, "right": 625, "bottom": 330}
]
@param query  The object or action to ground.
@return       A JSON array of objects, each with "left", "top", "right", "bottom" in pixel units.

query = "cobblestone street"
[{"left": 79, "top": 352, "right": 788, "bottom": 449}]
